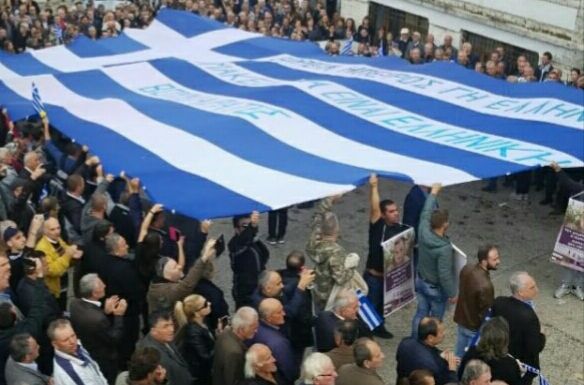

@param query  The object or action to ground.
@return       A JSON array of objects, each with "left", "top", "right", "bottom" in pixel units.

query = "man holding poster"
[
  {"left": 365, "top": 174, "right": 409, "bottom": 339},
  {"left": 382, "top": 228, "right": 415, "bottom": 318},
  {"left": 550, "top": 162, "right": 584, "bottom": 300}
]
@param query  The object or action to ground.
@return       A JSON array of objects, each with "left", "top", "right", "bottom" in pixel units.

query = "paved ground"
[{"left": 206, "top": 179, "right": 584, "bottom": 385}]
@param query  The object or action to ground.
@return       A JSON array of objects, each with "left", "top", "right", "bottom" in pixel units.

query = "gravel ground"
[{"left": 205, "top": 179, "right": 584, "bottom": 385}]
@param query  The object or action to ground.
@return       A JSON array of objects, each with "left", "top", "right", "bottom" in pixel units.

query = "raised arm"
[
  {"left": 369, "top": 173, "right": 381, "bottom": 223},
  {"left": 138, "top": 203, "right": 163, "bottom": 243}
]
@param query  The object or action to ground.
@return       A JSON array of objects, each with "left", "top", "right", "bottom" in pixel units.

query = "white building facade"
[{"left": 339, "top": 0, "right": 584, "bottom": 73}]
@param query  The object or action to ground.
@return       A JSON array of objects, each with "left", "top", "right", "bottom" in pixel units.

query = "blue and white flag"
[
  {"left": 31, "top": 82, "right": 45, "bottom": 116},
  {"left": 0, "top": 9, "right": 582, "bottom": 219},
  {"left": 356, "top": 289, "right": 383, "bottom": 330},
  {"left": 521, "top": 362, "right": 551, "bottom": 385},
  {"left": 341, "top": 37, "right": 353, "bottom": 56}
]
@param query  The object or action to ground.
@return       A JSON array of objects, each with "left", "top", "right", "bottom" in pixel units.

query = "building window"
[
  {"left": 369, "top": 2, "right": 429, "bottom": 40},
  {"left": 461, "top": 30, "right": 539, "bottom": 72}
]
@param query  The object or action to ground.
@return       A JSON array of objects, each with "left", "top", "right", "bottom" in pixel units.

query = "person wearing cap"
[
  {"left": 398, "top": 27, "right": 411, "bottom": 58},
  {"left": 147, "top": 238, "right": 217, "bottom": 314},
  {"left": 5, "top": 214, "right": 44, "bottom": 292}
]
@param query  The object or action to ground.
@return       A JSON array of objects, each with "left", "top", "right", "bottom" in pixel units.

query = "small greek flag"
[
  {"left": 521, "top": 362, "right": 551, "bottom": 385},
  {"left": 341, "top": 38, "right": 353, "bottom": 56},
  {"left": 356, "top": 289, "right": 383, "bottom": 330},
  {"left": 469, "top": 309, "right": 492, "bottom": 347},
  {"left": 32, "top": 82, "right": 46, "bottom": 117}
]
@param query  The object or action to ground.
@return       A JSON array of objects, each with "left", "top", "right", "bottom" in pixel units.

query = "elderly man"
[
  {"left": 314, "top": 289, "right": 371, "bottom": 352},
  {"left": 4, "top": 334, "right": 50, "bottom": 385},
  {"left": 136, "top": 311, "right": 192, "bottom": 385},
  {"left": 242, "top": 343, "right": 281, "bottom": 385},
  {"left": 454, "top": 245, "right": 501, "bottom": 357},
  {"left": 213, "top": 306, "right": 259, "bottom": 385},
  {"left": 49, "top": 318, "right": 108, "bottom": 385},
  {"left": 70, "top": 273, "right": 127, "bottom": 383},
  {"left": 459, "top": 360, "right": 492, "bottom": 385},
  {"left": 306, "top": 197, "right": 360, "bottom": 311},
  {"left": 336, "top": 338, "right": 385, "bottom": 385},
  {"left": 299, "top": 353, "right": 337, "bottom": 385},
  {"left": 35, "top": 217, "right": 83, "bottom": 307},
  {"left": 19, "top": 150, "right": 47, "bottom": 205},
  {"left": 396, "top": 317, "right": 457, "bottom": 385},
  {"left": 492, "top": 272, "right": 545, "bottom": 385},
  {"left": 249, "top": 298, "right": 298, "bottom": 385}
]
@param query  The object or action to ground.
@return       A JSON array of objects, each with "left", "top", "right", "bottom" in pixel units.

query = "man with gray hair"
[
  {"left": 243, "top": 343, "right": 280, "bottom": 384},
  {"left": 4, "top": 333, "right": 50, "bottom": 385},
  {"left": 299, "top": 352, "right": 337, "bottom": 385},
  {"left": 70, "top": 273, "right": 127, "bottom": 383},
  {"left": 460, "top": 359, "right": 491, "bottom": 385},
  {"left": 314, "top": 289, "right": 371, "bottom": 352},
  {"left": 492, "top": 272, "right": 545, "bottom": 385},
  {"left": 306, "top": 196, "right": 361, "bottom": 311},
  {"left": 213, "top": 306, "right": 259, "bottom": 385}
]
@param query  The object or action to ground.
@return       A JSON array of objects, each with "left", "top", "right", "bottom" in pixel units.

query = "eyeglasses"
[{"left": 195, "top": 300, "right": 210, "bottom": 312}]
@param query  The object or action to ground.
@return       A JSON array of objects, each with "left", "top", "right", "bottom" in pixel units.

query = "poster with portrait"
[
  {"left": 552, "top": 191, "right": 584, "bottom": 272},
  {"left": 382, "top": 227, "right": 415, "bottom": 317}
]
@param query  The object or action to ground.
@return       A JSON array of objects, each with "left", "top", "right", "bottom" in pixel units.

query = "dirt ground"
[{"left": 207, "top": 178, "right": 584, "bottom": 385}]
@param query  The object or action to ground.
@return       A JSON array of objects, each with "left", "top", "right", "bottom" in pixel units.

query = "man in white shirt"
[{"left": 48, "top": 318, "right": 108, "bottom": 385}]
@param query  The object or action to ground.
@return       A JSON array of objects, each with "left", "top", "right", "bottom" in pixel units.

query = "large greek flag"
[{"left": 0, "top": 10, "right": 582, "bottom": 219}]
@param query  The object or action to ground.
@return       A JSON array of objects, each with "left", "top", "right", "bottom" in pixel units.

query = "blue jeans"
[
  {"left": 411, "top": 275, "right": 447, "bottom": 338},
  {"left": 455, "top": 324, "right": 477, "bottom": 357},
  {"left": 364, "top": 271, "right": 385, "bottom": 329}
]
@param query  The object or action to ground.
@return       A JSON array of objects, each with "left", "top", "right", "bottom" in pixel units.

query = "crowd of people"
[
  {"left": 0, "top": 103, "right": 581, "bottom": 385},
  {"left": 1, "top": 0, "right": 584, "bottom": 88},
  {"left": 0, "top": 1, "right": 583, "bottom": 385}
]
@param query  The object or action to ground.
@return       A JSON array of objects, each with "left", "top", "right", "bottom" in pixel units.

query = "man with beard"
[{"left": 453, "top": 245, "right": 501, "bottom": 357}]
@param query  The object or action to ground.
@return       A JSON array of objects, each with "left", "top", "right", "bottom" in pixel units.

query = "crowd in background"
[{"left": 1, "top": 0, "right": 584, "bottom": 88}]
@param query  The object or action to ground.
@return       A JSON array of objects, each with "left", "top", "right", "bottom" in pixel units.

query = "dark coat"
[
  {"left": 69, "top": 298, "right": 124, "bottom": 383},
  {"left": 395, "top": 337, "right": 457, "bottom": 385},
  {"left": 16, "top": 276, "right": 60, "bottom": 321},
  {"left": 0, "top": 281, "right": 46, "bottom": 385},
  {"left": 137, "top": 333, "right": 193, "bottom": 385},
  {"left": 314, "top": 311, "right": 372, "bottom": 353},
  {"left": 102, "top": 255, "right": 145, "bottom": 316},
  {"left": 175, "top": 322, "right": 215, "bottom": 385},
  {"left": 60, "top": 194, "right": 84, "bottom": 234},
  {"left": 109, "top": 203, "right": 138, "bottom": 249},
  {"left": 212, "top": 329, "right": 247, "bottom": 385},
  {"left": 247, "top": 321, "right": 298, "bottom": 385},
  {"left": 336, "top": 364, "right": 384, "bottom": 385},
  {"left": 492, "top": 296, "right": 546, "bottom": 384},
  {"left": 459, "top": 345, "right": 522, "bottom": 385}
]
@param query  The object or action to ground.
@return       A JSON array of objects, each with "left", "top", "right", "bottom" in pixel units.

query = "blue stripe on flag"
[
  {"left": 341, "top": 39, "right": 353, "bottom": 56},
  {"left": 0, "top": 52, "right": 61, "bottom": 76},
  {"left": 213, "top": 36, "right": 327, "bottom": 60},
  {"left": 155, "top": 9, "right": 228, "bottom": 38},
  {"left": 55, "top": 69, "right": 378, "bottom": 185},
  {"left": 356, "top": 289, "right": 383, "bottom": 330},
  {"left": 241, "top": 61, "right": 584, "bottom": 162},
  {"left": 67, "top": 34, "right": 148, "bottom": 58}
]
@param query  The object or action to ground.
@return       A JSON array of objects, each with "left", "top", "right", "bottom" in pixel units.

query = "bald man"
[
  {"left": 248, "top": 298, "right": 298, "bottom": 385},
  {"left": 243, "top": 344, "right": 279, "bottom": 384},
  {"left": 35, "top": 217, "right": 83, "bottom": 306}
]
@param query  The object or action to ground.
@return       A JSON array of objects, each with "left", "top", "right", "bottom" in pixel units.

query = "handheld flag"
[
  {"left": 31, "top": 82, "right": 46, "bottom": 118},
  {"left": 356, "top": 289, "right": 383, "bottom": 330},
  {"left": 341, "top": 38, "right": 354, "bottom": 56},
  {"left": 521, "top": 362, "right": 551, "bottom": 385}
]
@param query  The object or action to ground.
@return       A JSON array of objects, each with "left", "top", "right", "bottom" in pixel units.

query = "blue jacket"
[
  {"left": 247, "top": 321, "right": 298, "bottom": 385},
  {"left": 396, "top": 337, "right": 457, "bottom": 385}
]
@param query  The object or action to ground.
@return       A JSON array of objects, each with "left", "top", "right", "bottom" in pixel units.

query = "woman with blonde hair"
[{"left": 174, "top": 294, "right": 216, "bottom": 385}]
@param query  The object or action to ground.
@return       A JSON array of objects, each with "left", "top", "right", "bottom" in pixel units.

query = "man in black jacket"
[
  {"left": 102, "top": 232, "right": 146, "bottom": 371},
  {"left": 492, "top": 272, "right": 545, "bottom": 385},
  {"left": 229, "top": 211, "right": 269, "bottom": 309},
  {"left": 70, "top": 273, "right": 127, "bottom": 383}
]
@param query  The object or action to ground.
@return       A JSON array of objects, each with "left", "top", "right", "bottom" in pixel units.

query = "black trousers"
[{"left": 268, "top": 208, "right": 288, "bottom": 239}]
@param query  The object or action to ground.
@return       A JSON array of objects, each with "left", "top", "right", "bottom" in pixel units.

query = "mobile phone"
[
  {"left": 214, "top": 234, "right": 225, "bottom": 258},
  {"left": 169, "top": 226, "right": 182, "bottom": 242}
]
